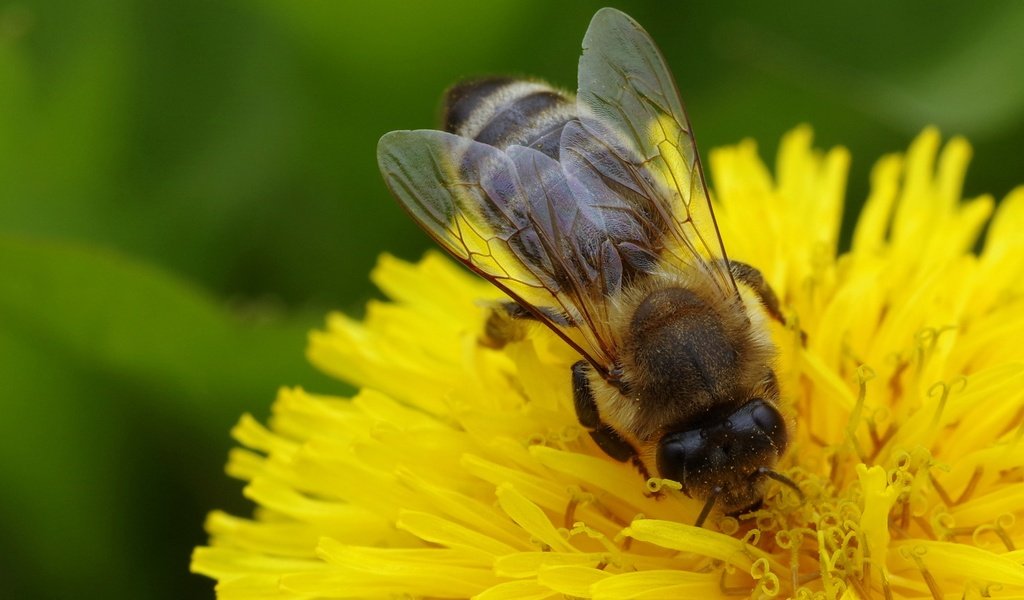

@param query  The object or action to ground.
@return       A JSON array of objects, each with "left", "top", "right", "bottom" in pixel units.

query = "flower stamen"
[
  {"left": 971, "top": 514, "right": 1016, "bottom": 552},
  {"left": 902, "top": 545, "right": 943, "bottom": 600},
  {"left": 927, "top": 376, "right": 967, "bottom": 429}
]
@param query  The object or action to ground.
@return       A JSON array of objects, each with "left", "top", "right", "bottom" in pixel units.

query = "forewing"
[
  {"left": 377, "top": 129, "right": 620, "bottom": 371},
  {"left": 573, "top": 7, "right": 736, "bottom": 296}
]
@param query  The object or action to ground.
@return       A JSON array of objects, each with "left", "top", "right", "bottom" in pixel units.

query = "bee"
[{"left": 377, "top": 8, "right": 799, "bottom": 525}]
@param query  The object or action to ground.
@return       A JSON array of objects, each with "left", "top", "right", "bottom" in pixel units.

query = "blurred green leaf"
[
  {"left": 0, "top": 327, "right": 134, "bottom": 598},
  {"left": 902, "top": 3, "right": 1024, "bottom": 135},
  {"left": 0, "top": 235, "right": 337, "bottom": 422},
  {"left": 711, "top": 2, "right": 1024, "bottom": 138},
  {"left": 0, "top": 234, "right": 339, "bottom": 597}
]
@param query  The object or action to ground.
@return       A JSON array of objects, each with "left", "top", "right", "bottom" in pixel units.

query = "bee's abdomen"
[{"left": 442, "top": 78, "right": 576, "bottom": 159}]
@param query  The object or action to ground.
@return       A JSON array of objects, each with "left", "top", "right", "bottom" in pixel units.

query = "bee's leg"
[
  {"left": 728, "top": 261, "right": 807, "bottom": 345},
  {"left": 481, "top": 301, "right": 573, "bottom": 348},
  {"left": 572, "top": 360, "right": 651, "bottom": 480},
  {"left": 481, "top": 303, "right": 525, "bottom": 348},
  {"left": 498, "top": 301, "right": 573, "bottom": 325},
  {"left": 727, "top": 261, "right": 785, "bottom": 324}
]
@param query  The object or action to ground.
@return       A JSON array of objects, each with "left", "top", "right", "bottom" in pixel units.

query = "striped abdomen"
[{"left": 442, "top": 78, "right": 576, "bottom": 159}]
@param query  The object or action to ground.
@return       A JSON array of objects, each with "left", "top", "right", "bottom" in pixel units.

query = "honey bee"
[{"left": 377, "top": 8, "right": 798, "bottom": 525}]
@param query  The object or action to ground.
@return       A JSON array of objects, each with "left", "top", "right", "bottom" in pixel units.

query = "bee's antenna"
[
  {"left": 694, "top": 487, "right": 721, "bottom": 528},
  {"left": 755, "top": 467, "right": 804, "bottom": 501}
]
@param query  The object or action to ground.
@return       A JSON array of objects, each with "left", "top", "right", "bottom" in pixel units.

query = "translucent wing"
[
  {"left": 378, "top": 129, "right": 637, "bottom": 374},
  {"left": 570, "top": 7, "right": 737, "bottom": 297}
]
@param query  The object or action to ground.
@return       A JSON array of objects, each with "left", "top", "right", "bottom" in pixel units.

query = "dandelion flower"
[{"left": 192, "top": 127, "right": 1024, "bottom": 598}]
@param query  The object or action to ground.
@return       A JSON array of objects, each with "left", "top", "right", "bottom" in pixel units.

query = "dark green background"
[{"left": 1, "top": 1, "right": 1021, "bottom": 598}]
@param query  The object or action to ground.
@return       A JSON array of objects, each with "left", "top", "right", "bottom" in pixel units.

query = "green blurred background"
[{"left": 1, "top": 0, "right": 1022, "bottom": 597}]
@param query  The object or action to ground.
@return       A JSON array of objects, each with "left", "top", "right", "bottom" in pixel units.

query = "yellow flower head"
[{"left": 192, "top": 127, "right": 1024, "bottom": 598}]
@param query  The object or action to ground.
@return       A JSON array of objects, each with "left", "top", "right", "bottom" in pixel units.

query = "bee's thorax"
[
  {"left": 629, "top": 287, "right": 743, "bottom": 409},
  {"left": 597, "top": 280, "right": 778, "bottom": 444}
]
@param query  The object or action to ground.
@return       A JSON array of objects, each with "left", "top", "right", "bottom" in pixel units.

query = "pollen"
[{"left": 192, "top": 128, "right": 1024, "bottom": 598}]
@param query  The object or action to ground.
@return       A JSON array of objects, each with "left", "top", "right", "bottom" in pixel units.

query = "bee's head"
[{"left": 655, "top": 399, "right": 789, "bottom": 515}]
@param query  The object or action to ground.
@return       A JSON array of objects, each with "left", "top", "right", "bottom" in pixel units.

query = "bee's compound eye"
[
  {"left": 735, "top": 399, "right": 788, "bottom": 455},
  {"left": 655, "top": 429, "right": 705, "bottom": 491},
  {"left": 656, "top": 399, "right": 788, "bottom": 497}
]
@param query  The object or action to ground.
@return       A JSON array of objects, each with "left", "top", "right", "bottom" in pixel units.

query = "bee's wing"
[
  {"left": 569, "top": 7, "right": 737, "bottom": 297},
  {"left": 377, "top": 129, "right": 625, "bottom": 373}
]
